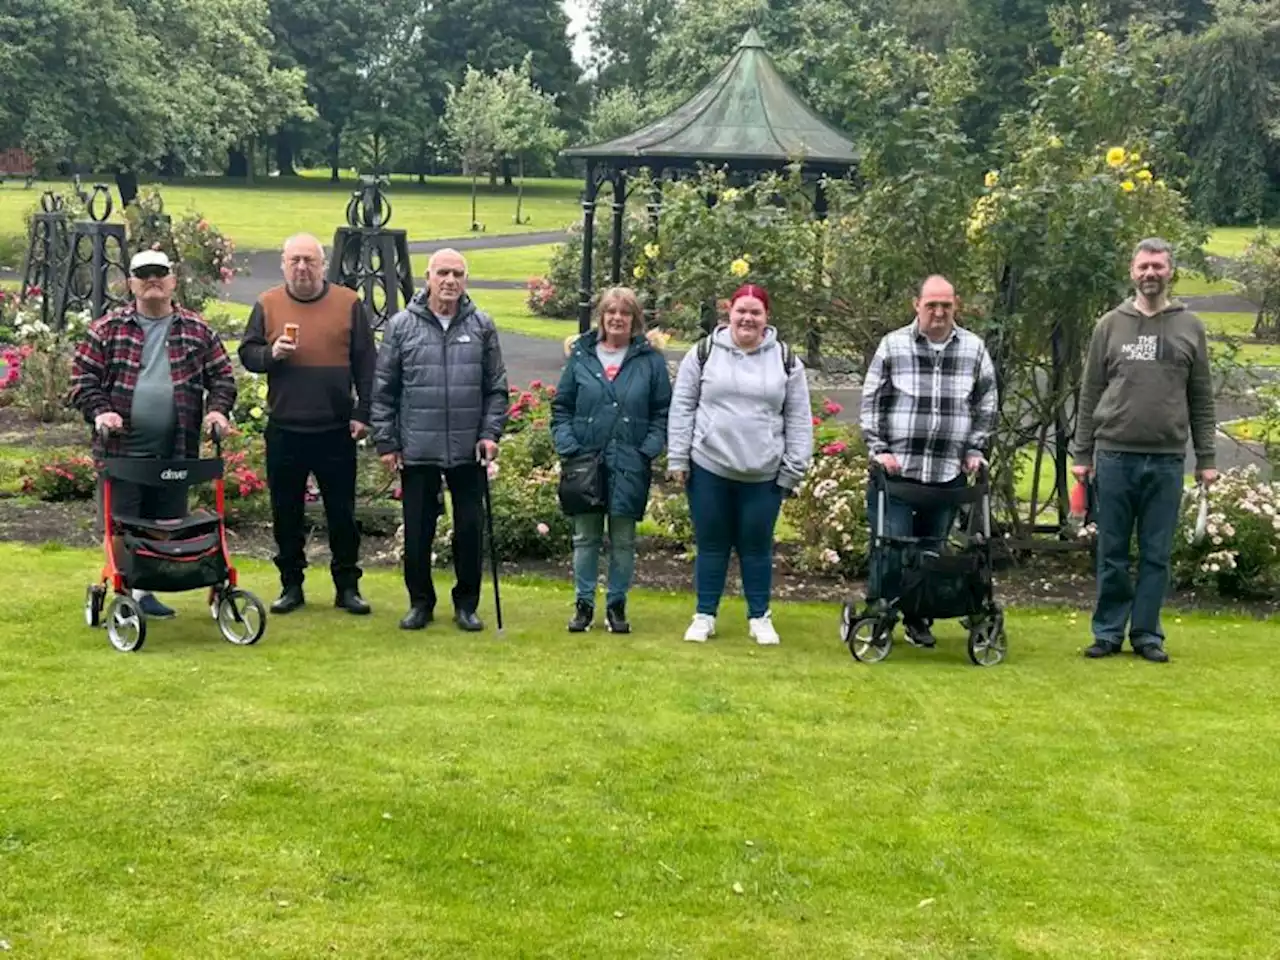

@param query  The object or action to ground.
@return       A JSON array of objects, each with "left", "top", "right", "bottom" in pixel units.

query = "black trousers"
[
  {"left": 401, "top": 462, "right": 484, "bottom": 613},
  {"left": 265, "top": 424, "right": 361, "bottom": 592}
]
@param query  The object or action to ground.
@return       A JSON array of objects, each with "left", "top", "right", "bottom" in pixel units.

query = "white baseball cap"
[{"left": 129, "top": 249, "right": 173, "bottom": 273}]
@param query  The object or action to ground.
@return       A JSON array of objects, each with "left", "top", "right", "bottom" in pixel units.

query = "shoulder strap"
[{"left": 696, "top": 335, "right": 712, "bottom": 366}]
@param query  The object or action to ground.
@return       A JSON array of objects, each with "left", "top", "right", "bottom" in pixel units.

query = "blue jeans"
[
  {"left": 1092, "top": 451, "right": 1184, "bottom": 650},
  {"left": 865, "top": 474, "right": 965, "bottom": 621},
  {"left": 687, "top": 464, "right": 784, "bottom": 619},
  {"left": 572, "top": 513, "right": 637, "bottom": 607}
]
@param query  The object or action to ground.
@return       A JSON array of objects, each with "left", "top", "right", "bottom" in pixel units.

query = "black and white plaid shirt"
[{"left": 859, "top": 321, "right": 999, "bottom": 484}]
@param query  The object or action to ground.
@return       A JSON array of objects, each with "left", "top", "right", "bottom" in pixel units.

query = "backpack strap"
[{"left": 696, "top": 335, "right": 712, "bottom": 366}]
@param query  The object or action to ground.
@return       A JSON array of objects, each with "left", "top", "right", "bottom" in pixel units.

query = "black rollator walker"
[
  {"left": 84, "top": 425, "right": 268, "bottom": 653},
  {"left": 840, "top": 461, "right": 1007, "bottom": 666}
]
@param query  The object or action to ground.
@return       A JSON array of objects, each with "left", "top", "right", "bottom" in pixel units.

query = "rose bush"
[
  {"left": 125, "top": 189, "right": 238, "bottom": 313},
  {"left": 9, "top": 291, "right": 90, "bottom": 422},
  {"left": 21, "top": 451, "right": 96, "bottom": 501},
  {"left": 1172, "top": 466, "right": 1280, "bottom": 598}
]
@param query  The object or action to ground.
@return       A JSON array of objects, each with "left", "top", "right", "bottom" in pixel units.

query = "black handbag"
[{"left": 558, "top": 451, "right": 608, "bottom": 515}]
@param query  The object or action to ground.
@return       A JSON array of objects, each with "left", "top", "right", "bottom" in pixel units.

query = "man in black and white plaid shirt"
[{"left": 859, "top": 274, "right": 999, "bottom": 646}]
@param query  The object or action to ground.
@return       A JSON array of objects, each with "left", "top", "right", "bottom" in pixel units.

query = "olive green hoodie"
[{"left": 1071, "top": 298, "right": 1215, "bottom": 470}]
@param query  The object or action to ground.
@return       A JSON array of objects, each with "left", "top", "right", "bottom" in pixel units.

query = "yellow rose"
[
  {"left": 1047, "top": 135, "right": 1063, "bottom": 149},
  {"left": 1129, "top": 153, "right": 1142, "bottom": 166},
  {"left": 633, "top": 263, "right": 646, "bottom": 280},
  {"left": 984, "top": 170, "right": 999, "bottom": 188},
  {"left": 1155, "top": 179, "right": 1167, "bottom": 190},
  {"left": 1136, "top": 169, "right": 1153, "bottom": 183},
  {"left": 644, "top": 242, "right": 660, "bottom": 260},
  {"left": 256, "top": 383, "right": 268, "bottom": 400},
  {"left": 722, "top": 188, "right": 740, "bottom": 202},
  {"left": 249, "top": 406, "right": 263, "bottom": 420},
  {"left": 729, "top": 258, "right": 750, "bottom": 278},
  {"left": 1120, "top": 180, "right": 1136, "bottom": 193},
  {"left": 1105, "top": 146, "right": 1126, "bottom": 168}
]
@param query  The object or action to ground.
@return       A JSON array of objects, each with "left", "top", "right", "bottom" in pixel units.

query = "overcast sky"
[{"left": 564, "top": 0, "right": 593, "bottom": 67}]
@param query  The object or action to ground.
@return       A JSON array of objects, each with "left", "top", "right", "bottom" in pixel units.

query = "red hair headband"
[{"left": 730, "top": 284, "right": 770, "bottom": 313}]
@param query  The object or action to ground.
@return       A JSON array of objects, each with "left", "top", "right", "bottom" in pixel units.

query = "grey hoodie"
[
  {"left": 667, "top": 326, "right": 814, "bottom": 488},
  {"left": 1071, "top": 298, "right": 1216, "bottom": 469}
]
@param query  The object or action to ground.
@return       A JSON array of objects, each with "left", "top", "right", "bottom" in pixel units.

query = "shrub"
[
  {"left": 231, "top": 368, "right": 269, "bottom": 438},
  {"left": 505, "top": 379, "right": 556, "bottom": 436},
  {"left": 429, "top": 428, "right": 572, "bottom": 564},
  {"left": 21, "top": 451, "right": 96, "bottom": 501},
  {"left": 1172, "top": 466, "right": 1280, "bottom": 598},
  {"left": 645, "top": 487, "right": 694, "bottom": 549},
  {"left": 10, "top": 293, "right": 90, "bottom": 422},
  {"left": 783, "top": 440, "right": 870, "bottom": 579},
  {"left": 124, "top": 189, "right": 239, "bottom": 313},
  {"left": 193, "top": 434, "right": 271, "bottom": 526}
]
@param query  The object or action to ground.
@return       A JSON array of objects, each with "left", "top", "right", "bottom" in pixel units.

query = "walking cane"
[{"left": 479, "top": 449, "right": 505, "bottom": 635}]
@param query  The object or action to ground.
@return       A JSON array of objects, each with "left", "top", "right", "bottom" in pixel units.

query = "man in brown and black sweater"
[{"left": 239, "top": 233, "right": 377, "bottom": 616}]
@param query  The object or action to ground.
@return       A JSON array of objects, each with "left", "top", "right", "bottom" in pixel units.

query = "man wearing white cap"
[{"left": 69, "top": 249, "right": 236, "bottom": 619}]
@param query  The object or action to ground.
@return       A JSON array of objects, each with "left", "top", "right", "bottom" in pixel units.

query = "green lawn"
[
  {"left": 0, "top": 178, "right": 583, "bottom": 253},
  {"left": 1205, "top": 226, "right": 1277, "bottom": 258},
  {"left": 2, "top": 543, "right": 1280, "bottom": 957},
  {"left": 460, "top": 243, "right": 559, "bottom": 282},
  {"left": 1173, "top": 271, "right": 1240, "bottom": 297}
]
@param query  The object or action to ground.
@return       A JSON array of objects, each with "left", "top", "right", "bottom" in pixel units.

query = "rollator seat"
[{"left": 111, "top": 509, "right": 221, "bottom": 537}]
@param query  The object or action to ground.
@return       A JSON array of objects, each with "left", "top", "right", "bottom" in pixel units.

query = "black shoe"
[
  {"left": 335, "top": 588, "right": 371, "bottom": 615},
  {"left": 1135, "top": 644, "right": 1169, "bottom": 663},
  {"left": 1084, "top": 640, "right": 1121, "bottom": 658},
  {"left": 271, "top": 585, "right": 305, "bottom": 615},
  {"left": 399, "top": 605, "right": 433, "bottom": 630},
  {"left": 568, "top": 599, "right": 594, "bottom": 633},
  {"left": 905, "top": 620, "right": 936, "bottom": 648},
  {"left": 454, "top": 609, "right": 484, "bottom": 632},
  {"left": 605, "top": 600, "right": 631, "bottom": 634}
]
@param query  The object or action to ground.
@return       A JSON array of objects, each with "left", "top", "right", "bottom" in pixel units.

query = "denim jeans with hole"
[
  {"left": 1092, "top": 451, "right": 1184, "bottom": 650},
  {"left": 572, "top": 513, "right": 637, "bottom": 607}
]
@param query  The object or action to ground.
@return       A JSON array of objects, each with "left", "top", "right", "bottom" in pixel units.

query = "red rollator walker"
[{"left": 84, "top": 426, "right": 268, "bottom": 652}]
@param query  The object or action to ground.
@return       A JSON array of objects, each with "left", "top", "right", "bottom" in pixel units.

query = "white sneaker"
[
  {"left": 683, "top": 613, "right": 716, "bottom": 642},
  {"left": 749, "top": 612, "right": 781, "bottom": 646}
]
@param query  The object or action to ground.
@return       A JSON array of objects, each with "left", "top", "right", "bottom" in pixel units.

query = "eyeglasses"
[{"left": 131, "top": 266, "right": 171, "bottom": 280}]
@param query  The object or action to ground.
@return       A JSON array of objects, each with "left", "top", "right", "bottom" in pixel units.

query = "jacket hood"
[
  {"left": 710, "top": 323, "right": 779, "bottom": 355},
  {"left": 1114, "top": 297, "right": 1190, "bottom": 320}
]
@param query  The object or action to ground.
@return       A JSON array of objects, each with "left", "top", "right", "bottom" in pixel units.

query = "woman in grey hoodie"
[{"left": 666, "top": 284, "right": 814, "bottom": 645}]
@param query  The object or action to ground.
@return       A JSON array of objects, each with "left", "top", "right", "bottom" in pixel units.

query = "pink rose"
[
  {"left": 823, "top": 399, "right": 843, "bottom": 416},
  {"left": 536, "top": 522, "right": 550, "bottom": 535},
  {"left": 821, "top": 441, "right": 848, "bottom": 456}
]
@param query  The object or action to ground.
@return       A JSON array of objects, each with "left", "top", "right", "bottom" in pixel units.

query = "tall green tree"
[
  {"left": 444, "top": 68, "right": 506, "bottom": 231},
  {"left": 586, "top": 0, "right": 677, "bottom": 92},
  {"left": 494, "top": 56, "right": 567, "bottom": 224},
  {"left": 1170, "top": 0, "right": 1280, "bottom": 223}
]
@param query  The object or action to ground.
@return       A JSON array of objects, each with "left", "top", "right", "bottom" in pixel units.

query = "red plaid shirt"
[{"left": 68, "top": 300, "right": 237, "bottom": 458}]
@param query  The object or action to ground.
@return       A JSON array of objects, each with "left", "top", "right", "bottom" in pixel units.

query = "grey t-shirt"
[
  {"left": 596, "top": 343, "right": 627, "bottom": 381},
  {"left": 125, "top": 314, "right": 177, "bottom": 457}
]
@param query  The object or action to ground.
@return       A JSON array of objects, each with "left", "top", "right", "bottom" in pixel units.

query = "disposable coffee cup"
[{"left": 284, "top": 323, "right": 299, "bottom": 342}]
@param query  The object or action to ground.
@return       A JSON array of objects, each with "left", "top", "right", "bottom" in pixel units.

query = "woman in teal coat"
[{"left": 551, "top": 286, "right": 672, "bottom": 634}]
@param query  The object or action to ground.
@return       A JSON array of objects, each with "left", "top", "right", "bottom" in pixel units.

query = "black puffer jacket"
[{"left": 371, "top": 293, "right": 509, "bottom": 467}]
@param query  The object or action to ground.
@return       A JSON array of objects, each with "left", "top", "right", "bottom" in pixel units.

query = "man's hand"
[
  {"left": 668, "top": 470, "right": 688, "bottom": 485},
  {"left": 873, "top": 453, "right": 901, "bottom": 474},
  {"left": 1071, "top": 464, "right": 1094, "bottom": 480},
  {"left": 271, "top": 335, "right": 297, "bottom": 361},
  {"left": 380, "top": 451, "right": 403, "bottom": 472},
  {"left": 1198, "top": 468, "right": 1219, "bottom": 487},
  {"left": 476, "top": 439, "right": 499, "bottom": 463},
  {"left": 350, "top": 420, "right": 369, "bottom": 441},
  {"left": 94, "top": 411, "right": 124, "bottom": 434},
  {"left": 963, "top": 453, "right": 986, "bottom": 475},
  {"left": 203, "top": 411, "right": 231, "bottom": 437}
]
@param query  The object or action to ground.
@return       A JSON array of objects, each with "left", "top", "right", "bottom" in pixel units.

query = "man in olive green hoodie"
[{"left": 1071, "top": 238, "right": 1218, "bottom": 663}]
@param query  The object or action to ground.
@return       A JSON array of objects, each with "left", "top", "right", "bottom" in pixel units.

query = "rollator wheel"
[
  {"left": 839, "top": 601, "right": 854, "bottom": 644},
  {"left": 84, "top": 584, "right": 105, "bottom": 628},
  {"left": 967, "top": 609, "right": 1007, "bottom": 667},
  {"left": 848, "top": 616, "right": 893, "bottom": 663},
  {"left": 105, "top": 595, "right": 146, "bottom": 653},
  {"left": 216, "top": 588, "right": 267, "bottom": 646}
]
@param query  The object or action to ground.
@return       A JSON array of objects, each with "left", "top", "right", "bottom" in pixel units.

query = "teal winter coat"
[{"left": 550, "top": 331, "right": 673, "bottom": 520}]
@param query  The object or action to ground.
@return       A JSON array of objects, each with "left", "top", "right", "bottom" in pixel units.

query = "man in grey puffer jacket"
[{"left": 372, "top": 249, "right": 509, "bottom": 632}]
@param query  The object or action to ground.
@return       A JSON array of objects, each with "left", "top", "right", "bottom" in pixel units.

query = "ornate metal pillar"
[
  {"left": 609, "top": 170, "right": 627, "bottom": 284},
  {"left": 52, "top": 185, "right": 128, "bottom": 328},
  {"left": 577, "top": 163, "right": 605, "bottom": 334},
  {"left": 19, "top": 191, "right": 70, "bottom": 326},
  {"left": 327, "top": 177, "right": 414, "bottom": 332},
  {"left": 644, "top": 176, "right": 663, "bottom": 329}
]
